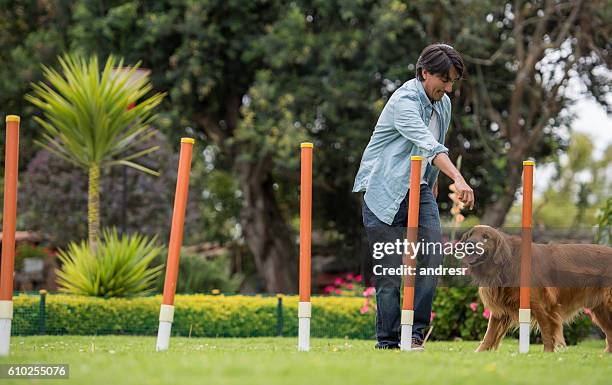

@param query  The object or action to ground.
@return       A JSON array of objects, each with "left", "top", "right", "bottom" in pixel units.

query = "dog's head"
[{"left": 459, "top": 225, "right": 512, "bottom": 280}]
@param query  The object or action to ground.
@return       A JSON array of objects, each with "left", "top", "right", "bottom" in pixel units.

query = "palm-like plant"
[
  {"left": 26, "top": 54, "right": 165, "bottom": 251},
  {"left": 56, "top": 227, "right": 164, "bottom": 297}
]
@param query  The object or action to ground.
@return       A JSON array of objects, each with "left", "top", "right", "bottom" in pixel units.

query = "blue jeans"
[{"left": 362, "top": 184, "right": 443, "bottom": 348}]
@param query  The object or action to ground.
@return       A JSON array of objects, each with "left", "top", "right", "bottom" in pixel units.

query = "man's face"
[{"left": 421, "top": 66, "right": 459, "bottom": 101}]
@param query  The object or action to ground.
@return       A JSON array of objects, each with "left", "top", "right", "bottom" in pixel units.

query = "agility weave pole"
[
  {"left": 519, "top": 160, "right": 535, "bottom": 353},
  {"left": 400, "top": 155, "right": 423, "bottom": 351},
  {"left": 298, "top": 142, "right": 313, "bottom": 351},
  {"left": 156, "top": 138, "right": 195, "bottom": 351},
  {"left": 0, "top": 115, "right": 20, "bottom": 357}
]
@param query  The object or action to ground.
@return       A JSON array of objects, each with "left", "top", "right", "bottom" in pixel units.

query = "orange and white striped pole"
[
  {"left": 519, "top": 160, "right": 534, "bottom": 353},
  {"left": 400, "top": 155, "right": 422, "bottom": 351},
  {"left": 156, "top": 138, "right": 194, "bottom": 351},
  {"left": 298, "top": 142, "right": 313, "bottom": 351},
  {"left": 0, "top": 115, "right": 20, "bottom": 356}
]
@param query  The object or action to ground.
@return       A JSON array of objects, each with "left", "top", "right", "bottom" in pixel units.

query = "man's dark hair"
[{"left": 415, "top": 43, "right": 465, "bottom": 82}]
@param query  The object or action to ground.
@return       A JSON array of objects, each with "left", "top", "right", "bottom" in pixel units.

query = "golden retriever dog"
[{"left": 460, "top": 225, "right": 612, "bottom": 353}]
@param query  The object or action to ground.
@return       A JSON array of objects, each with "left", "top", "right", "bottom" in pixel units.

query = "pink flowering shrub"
[
  {"left": 431, "top": 288, "right": 592, "bottom": 344},
  {"left": 323, "top": 282, "right": 592, "bottom": 343},
  {"left": 482, "top": 308, "right": 491, "bottom": 319},
  {"left": 323, "top": 273, "right": 376, "bottom": 314},
  {"left": 323, "top": 273, "right": 368, "bottom": 297}
]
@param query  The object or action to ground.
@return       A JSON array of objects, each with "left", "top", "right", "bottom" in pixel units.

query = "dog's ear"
[
  {"left": 491, "top": 229, "right": 512, "bottom": 265},
  {"left": 459, "top": 228, "right": 472, "bottom": 243}
]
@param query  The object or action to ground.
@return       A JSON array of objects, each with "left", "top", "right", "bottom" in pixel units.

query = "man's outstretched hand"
[
  {"left": 432, "top": 152, "right": 475, "bottom": 210},
  {"left": 452, "top": 176, "right": 474, "bottom": 210}
]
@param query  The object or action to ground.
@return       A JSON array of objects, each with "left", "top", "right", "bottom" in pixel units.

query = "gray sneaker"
[{"left": 407, "top": 337, "right": 425, "bottom": 351}]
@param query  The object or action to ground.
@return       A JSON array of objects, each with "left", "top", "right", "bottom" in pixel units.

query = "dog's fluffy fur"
[{"left": 461, "top": 225, "right": 612, "bottom": 352}]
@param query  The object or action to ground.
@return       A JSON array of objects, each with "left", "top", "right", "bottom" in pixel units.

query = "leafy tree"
[
  {"left": 0, "top": 0, "right": 71, "bottom": 170},
  {"left": 65, "top": 0, "right": 612, "bottom": 290},
  {"left": 19, "top": 130, "right": 204, "bottom": 247},
  {"left": 26, "top": 54, "right": 164, "bottom": 250},
  {"left": 429, "top": 0, "right": 611, "bottom": 225},
  {"left": 595, "top": 197, "right": 611, "bottom": 246},
  {"left": 532, "top": 133, "right": 611, "bottom": 229},
  {"left": 69, "top": 0, "right": 299, "bottom": 292},
  {"left": 2, "top": 0, "right": 609, "bottom": 292}
]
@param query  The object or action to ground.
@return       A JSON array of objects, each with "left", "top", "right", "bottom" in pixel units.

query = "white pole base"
[
  {"left": 156, "top": 321, "right": 172, "bottom": 351},
  {"left": 156, "top": 304, "right": 175, "bottom": 351},
  {"left": 298, "top": 302, "right": 311, "bottom": 352},
  {"left": 400, "top": 323, "right": 413, "bottom": 351},
  {"left": 298, "top": 317, "right": 310, "bottom": 352},
  {"left": 518, "top": 308, "right": 530, "bottom": 353},
  {"left": 400, "top": 309, "right": 414, "bottom": 351},
  {"left": 0, "top": 318, "right": 12, "bottom": 356},
  {"left": 519, "top": 322, "right": 530, "bottom": 353}
]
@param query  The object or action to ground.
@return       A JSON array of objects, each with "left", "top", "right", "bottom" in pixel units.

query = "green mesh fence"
[
  {"left": 9, "top": 291, "right": 598, "bottom": 344},
  {"left": 10, "top": 292, "right": 376, "bottom": 339}
]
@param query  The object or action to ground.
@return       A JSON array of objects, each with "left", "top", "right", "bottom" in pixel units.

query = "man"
[{"left": 352, "top": 43, "right": 475, "bottom": 350}]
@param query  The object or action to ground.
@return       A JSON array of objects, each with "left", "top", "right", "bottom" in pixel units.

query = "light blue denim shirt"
[{"left": 352, "top": 78, "right": 451, "bottom": 225}]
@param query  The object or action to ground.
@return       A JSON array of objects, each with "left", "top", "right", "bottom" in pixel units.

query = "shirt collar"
[{"left": 415, "top": 78, "right": 442, "bottom": 114}]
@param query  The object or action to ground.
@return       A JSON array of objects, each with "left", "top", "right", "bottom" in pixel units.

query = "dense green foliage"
[
  {"left": 154, "top": 253, "right": 243, "bottom": 294},
  {"left": 596, "top": 197, "right": 612, "bottom": 245},
  {"left": 55, "top": 228, "right": 164, "bottom": 297}
]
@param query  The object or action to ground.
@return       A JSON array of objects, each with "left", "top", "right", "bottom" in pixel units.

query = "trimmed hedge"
[
  {"left": 12, "top": 294, "right": 375, "bottom": 339},
  {"left": 11, "top": 291, "right": 593, "bottom": 343}
]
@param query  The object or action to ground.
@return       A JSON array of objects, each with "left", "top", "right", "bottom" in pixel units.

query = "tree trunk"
[
  {"left": 237, "top": 159, "right": 298, "bottom": 293},
  {"left": 88, "top": 163, "right": 100, "bottom": 253},
  {"left": 480, "top": 155, "right": 523, "bottom": 227}
]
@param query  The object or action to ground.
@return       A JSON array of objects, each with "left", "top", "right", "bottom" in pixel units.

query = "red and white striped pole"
[
  {"left": 0, "top": 115, "right": 20, "bottom": 356},
  {"left": 519, "top": 160, "right": 534, "bottom": 353},
  {"left": 298, "top": 142, "right": 313, "bottom": 351},
  {"left": 156, "top": 138, "right": 194, "bottom": 351},
  {"left": 400, "top": 155, "right": 422, "bottom": 351}
]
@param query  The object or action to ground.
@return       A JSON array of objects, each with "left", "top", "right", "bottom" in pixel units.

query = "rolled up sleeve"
[{"left": 393, "top": 93, "right": 448, "bottom": 165}]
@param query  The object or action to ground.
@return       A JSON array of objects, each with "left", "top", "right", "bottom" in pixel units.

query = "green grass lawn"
[{"left": 0, "top": 336, "right": 610, "bottom": 385}]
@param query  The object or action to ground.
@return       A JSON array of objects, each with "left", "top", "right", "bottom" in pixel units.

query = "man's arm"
[
  {"left": 395, "top": 93, "right": 449, "bottom": 165},
  {"left": 432, "top": 152, "right": 474, "bottom": 209}
]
